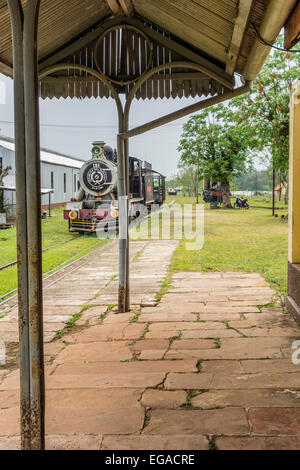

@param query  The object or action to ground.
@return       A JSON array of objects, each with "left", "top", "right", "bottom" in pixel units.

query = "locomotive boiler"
[{"left": 64, "top": 141, "right": 166, "bottom": 233}]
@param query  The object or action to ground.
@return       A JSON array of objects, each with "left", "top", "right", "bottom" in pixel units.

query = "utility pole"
[{"left": 272, "top": 163, "right": 275, "bottom": 217}]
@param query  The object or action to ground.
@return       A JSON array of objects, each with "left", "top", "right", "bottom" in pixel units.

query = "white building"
[{"left": 0, "top": 136, "right": 85, "bottom": 215}]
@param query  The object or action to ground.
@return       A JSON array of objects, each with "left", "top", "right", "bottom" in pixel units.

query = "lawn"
[
  {"left": 0, "top": 207, "right": 108, "bottom": 298},
  {"left": 0, "top": 196, "right": 289, "bottom": 299},
  {"left": 167, "top": 195, "right": 289, "bottom": 295}
]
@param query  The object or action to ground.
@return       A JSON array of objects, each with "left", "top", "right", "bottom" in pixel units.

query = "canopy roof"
[{"left": 0, "top": 0, "right": 296, "bottom": 100}]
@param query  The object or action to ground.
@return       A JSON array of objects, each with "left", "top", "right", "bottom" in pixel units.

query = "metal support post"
[
  {"left": 8, "top": 0, "right": 44, "bottom": 450},
  {"left": 23, "top": 0, "right": 45, "bottom": 450},
  {"left": 8, "top": 0, "right": 31, "bottom": 451},
  {"left": 117, "top": 111, "right": 129, "bottom": 312}
]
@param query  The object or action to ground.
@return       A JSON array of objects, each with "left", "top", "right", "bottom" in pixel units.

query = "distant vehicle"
[
  {"left": 202, "top": 189, "right": 223, "bottom": 205},
  {"left": 167, "top": 188, "right": 177, "bottom": 196},
  {"left": 234, "top": 197, "right": 249, "bottom": 209}
]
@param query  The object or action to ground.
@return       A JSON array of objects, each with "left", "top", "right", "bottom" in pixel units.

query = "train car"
[
  {"left": 152, "top": 170, "right": 166, "bottom": 205},
  {"left": 64, "top": 141, "right": 165, "bottom": 233},
  {"left": 167, "top": 188, "right": 177, "bottom": 196}
]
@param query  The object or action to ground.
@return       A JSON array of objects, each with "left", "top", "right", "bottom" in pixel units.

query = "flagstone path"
[{"left": 1, "top": 242, "right": 300, "bottom": 450}]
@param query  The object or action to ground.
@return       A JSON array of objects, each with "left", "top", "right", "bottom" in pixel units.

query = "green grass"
[
  {"left": 0, "top": 207, "right": 108, "bottom": 298},
  {"left": 168, "top": 195, "right": 288, "bottom": 295}
]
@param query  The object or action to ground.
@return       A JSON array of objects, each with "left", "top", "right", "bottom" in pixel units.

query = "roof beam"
[
  {"left": 105, "top": 0, "right": 133, "bottom": 16},
  {"left": 0, "top": 57, "right": 13, "bottom": 78},
  {"left": 225, "top": 0, "right": 254, "bottom": 75},
  {"left": 125, "top": 17, "right": 235, "bottom": 89},
  {"left": 119, "top": 0, "right": 134, "bottom": 16},
  {"left": 120, "top": 82, "right": 252, "bottom": 140},
  {"left": 284, "top": 1, "right": 300, "bottom": 50},
  {"left": 41, "top": 72, "right": 207, "bottom": 83},
  {"left": 38, "top": 16, "right": 124, "bottom": 71},
  {"left": 243, "top": 0, "right": 297, "bottom": 80},
  {"left": 105, "top": 0, "right": 123, "bottom": 16}
]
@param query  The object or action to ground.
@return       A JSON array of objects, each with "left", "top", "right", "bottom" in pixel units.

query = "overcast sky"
[{"left": 0, "top": 73, "right": 207, "bottom": 178}]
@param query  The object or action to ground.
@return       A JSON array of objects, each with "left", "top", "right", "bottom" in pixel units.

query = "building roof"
[
  {"left": 0, "top": 1, "right": 297, "bottom": 101},
  {"left": 0, "top": 138, "right": 84, "bottom": 169},
  {"left": 0, "top": 184, "right": 53, "bottom": 195}
]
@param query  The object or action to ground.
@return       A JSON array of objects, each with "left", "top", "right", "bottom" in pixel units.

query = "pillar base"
[{"left": 286, "top": 262, "right": 300, "bottom": 324}]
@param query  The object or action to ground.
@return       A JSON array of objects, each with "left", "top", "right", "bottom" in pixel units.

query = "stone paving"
[
  {"left": 1, "top": 248, "right": 300, "bottom": 450},
  {"left": 0, "top": 240, "right": 175, "bottom": 344}
]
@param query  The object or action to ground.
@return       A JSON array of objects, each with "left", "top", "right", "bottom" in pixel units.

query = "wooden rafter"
[
  {"left": 225, "top": 0, "right": 254, "bottom": 75},
  {"left": 105, "top": 0, "right": 134, "bottom": 16},
  {"left": 119, "top": 0, "right": 134, "bottom": 16},
  {"left": 38, "top": 16, "right": 123, "bottom": 71},
  {"left": 285, "top": 1, "right": 300, "bottom": 50},
  {"left": 42, "top": 72, "right": 207, "bottom": 83},
  {"left": 0, "top": 57, "right": 13, "bottom": 78},
  {"left": 125, "top": 17, "right": 235, "bottom": 89},
  {"left": 105, "top": 0, "right": 123, "bottom": 16}
]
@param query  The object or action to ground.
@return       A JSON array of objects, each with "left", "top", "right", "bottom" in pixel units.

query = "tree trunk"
[
  {"left": 284, "top": 180, "right": 289, "bottom": 205},
  {"left": 221, "top": 181, "right": 232, "bottom": 208},
  {"left": 204, "top": 179, "right": 211, "bottom": 191}
]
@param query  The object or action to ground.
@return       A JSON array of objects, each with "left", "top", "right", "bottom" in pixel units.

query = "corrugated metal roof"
[
  {"left": 0, "top": 0, "right": 290, "bottom": 100},
  {"left": 0, "top": 0, "right": 270, "bottom": 78},
  {"left": 0, "top": 139, "right": 84, "bottom": 169},
  {"left": 0, "top": 0, "right": 111, "bottom": 67}
]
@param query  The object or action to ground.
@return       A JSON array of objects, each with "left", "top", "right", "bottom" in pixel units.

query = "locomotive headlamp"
[
  {"left": 91, "top": 141, "right": 105, "bottom": 158},
  {"left": 92, "top": 146, "right": 101, "bottom": 156},
  {"left": 69, "top": 210, "right": 78, "bottom": 220},
  {"left": 110, "top": 209, "right": 118, "bottom": 219}
]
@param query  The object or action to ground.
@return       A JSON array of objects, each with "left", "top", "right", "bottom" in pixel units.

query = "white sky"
[
  {"left": 0, "top": 73, "right": 267, "bottom": 177},
  {"left": 0, "top": 79, "right": 5, "bottom": 104},
  {"left": 0, "top": 73, "right": 206, "bottom": 178}
]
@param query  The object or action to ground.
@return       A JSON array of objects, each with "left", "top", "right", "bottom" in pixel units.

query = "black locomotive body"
[
  {"left": 153, "top": 170, "right": 166, "bottom": 205},
  {"left": 64, "top": 141, "right": 165, "bottom": 233}
]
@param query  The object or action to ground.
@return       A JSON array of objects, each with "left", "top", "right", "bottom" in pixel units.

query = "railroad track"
[
  {"left": 0, "top": 235, "right": 82, "bottom": 272},
  {"left": 0, "top": 239, "right": 113, "bottom": 315},
  {"left": 0, "top": 202, "right": 172, "bottom": 315}
]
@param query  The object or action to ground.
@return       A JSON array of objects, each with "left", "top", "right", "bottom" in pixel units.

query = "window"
[
  {"left": 50, "top": 171, "right": 54, "bottom": 190},
  {"left": 64, "top": 173, "right": 66, "bottom": 193},
  {"left": 74, "top": 174, "right": 76, "bottom": 192}
]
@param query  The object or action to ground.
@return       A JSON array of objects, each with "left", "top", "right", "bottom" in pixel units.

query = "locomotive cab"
[
  {"left": 152, "top": 171, "right": 166, "bottom": 205},
  {"left": 129, "top": 157, "right": 143, "bottom": 199}
]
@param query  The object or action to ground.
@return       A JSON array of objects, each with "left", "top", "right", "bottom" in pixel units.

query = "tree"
[
  {"left": 234, "top": 169, "right": 273, "bottom": 192},
  {"left": 178, "top": 109, "right": 252, "bottom": 208},
  {"left": 228, "top": 36, "right": 299, "bottom": 204},
  {"left": 169, "top": 166, "right": 199, "bottom": 199}
]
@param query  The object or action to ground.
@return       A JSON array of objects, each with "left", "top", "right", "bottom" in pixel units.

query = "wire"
[
  {"left": 0, "top": 119, "right": 185, "bottom": 129},
  {"left": 250, "top": 21, "right": 300, "bottom": 53}
]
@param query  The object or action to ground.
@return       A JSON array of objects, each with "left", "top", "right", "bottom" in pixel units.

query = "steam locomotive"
[{"left": 64, "top": 141, "right": 165, "bottom": 233}]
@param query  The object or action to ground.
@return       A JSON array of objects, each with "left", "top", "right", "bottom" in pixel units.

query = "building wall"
[{"left": 0, "top": 146, "right": 82, "bottom": 215}]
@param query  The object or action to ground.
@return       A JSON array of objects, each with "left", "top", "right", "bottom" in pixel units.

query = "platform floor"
[{"left": 1, "top": 240, "right": 300, "bottom": 450}]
